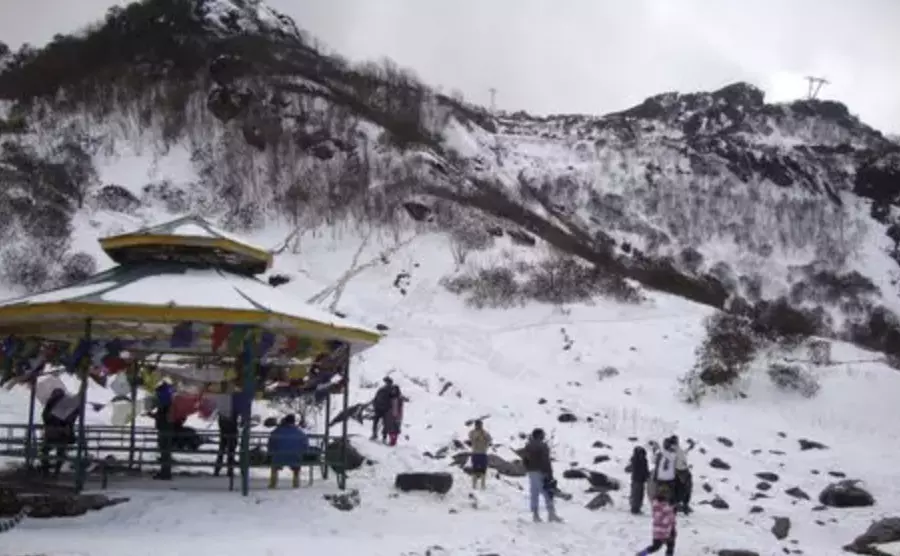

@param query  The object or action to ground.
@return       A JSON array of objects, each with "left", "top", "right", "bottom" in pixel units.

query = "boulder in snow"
[
  {"left": 324, "top": 489, "right": 360, "bottom": 511},
  {"left": 845, "top": 517, "right": 900, "bottom": 553},
  {"left": 819, "top": 480, "right": 875, "bottom": 508},
  {"left": 395, "top": 472, "right": 453, "bottom": 495},
  {"left": 324, "top": 438, "right": 366, "bottom": 472}
]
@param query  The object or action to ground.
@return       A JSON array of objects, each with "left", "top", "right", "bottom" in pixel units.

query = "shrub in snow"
[
  {"left": 93, "top": 184, "right": 140, "bottom": 213},
  {"left": 845, "top": 305, "right": 900, "bottom": 365},
  {"left": 0, "top": 246, "right": 51, "bottom": 292},
  {"left": 679, "top": 312, "right": 761, "bottom": 404},
  {"left": 58, "top": 252, "right": 97, "bottom": 286},
  {"left": 441, "top": 266, "right": 520, "bottom": 309},
  {"left": 678, "top": 246, "right": 704, "bottom": 274},
  {"left": 448, "top": 225, "right": 494, "bottom": 266},
  {"left": 751, "top": 297, "right": 824, "bottom": 347},
  {"left": 521, "top": 256, "right": 643, "bottom": 305},
  {"left": 767, "top": 363, "right": 821, "bottom": 398}
]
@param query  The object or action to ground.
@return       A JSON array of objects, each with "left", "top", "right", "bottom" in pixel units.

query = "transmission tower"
[
  {"left": 488, "top": 87, "right": 497, "bottom": 112},
  {"left": 805, "top": 76, "right": 830, "bottom": 99}
]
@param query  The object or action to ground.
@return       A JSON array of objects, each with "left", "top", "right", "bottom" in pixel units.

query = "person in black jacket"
[
  {"left": 626, "top": 445, "right": 650, "bottom": 514},
  {"left": 521, "top": 428, "right": 562, "bottom": 522},
  {"left": 40, "top": 388, "right": 74, "bottom": 478},
  {"left": 150, "top": 383, "right": 174, "bottom": 480},
  {"left": 213, "top": 413, "right": 238, "bottom": 477},
  {"left": 370, "top": 377, "right": 393, "bottom": 441}
]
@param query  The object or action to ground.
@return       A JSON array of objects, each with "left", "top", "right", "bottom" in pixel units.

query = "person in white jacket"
[
  {"left": 670, "top": 435, "right": 695, "bottom": 514},
  {"left": 651, "top": 437, "right": 678, "bottom": 500}
]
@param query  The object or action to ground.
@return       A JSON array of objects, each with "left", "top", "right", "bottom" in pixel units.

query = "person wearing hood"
[
  {"left": 626, "top": 445, "right": 650, "bottom": 514},
  {"left": 267, "top": 414, "right": 310, "bottom": 489},
  {"left": 371, "top": 377, "right": 393, "bottom": 441},
  {"left": 521, "top": 428, "right": 562, "bottom": 523}
]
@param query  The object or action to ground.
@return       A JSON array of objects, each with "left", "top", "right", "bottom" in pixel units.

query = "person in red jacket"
[{"left": 636, "top": 485, "right": 677, "bottom": 555}]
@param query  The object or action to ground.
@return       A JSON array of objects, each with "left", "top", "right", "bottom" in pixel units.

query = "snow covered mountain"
[
  {"left": 2, "top": 1, "right": 900, "bottom": 554},
  {"left": 2, "top": 0, "right": 899, "bottom": 359}
]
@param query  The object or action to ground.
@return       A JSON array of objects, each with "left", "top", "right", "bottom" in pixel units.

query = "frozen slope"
[{"left": 5, "top": 223, "right": 900, "bottom": 556}]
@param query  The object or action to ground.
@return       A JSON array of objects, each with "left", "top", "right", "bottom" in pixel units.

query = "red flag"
[
  {"left": 280, "top": 336, "right": 298, "bottom": 356},
  {"left": 212, "top": 324, "right": 232, "bottom": 353}
]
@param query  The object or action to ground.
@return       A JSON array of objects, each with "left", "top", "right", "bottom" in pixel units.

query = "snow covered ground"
[{"left": 3, "top": 216, "right": 900, "bottom": 556}]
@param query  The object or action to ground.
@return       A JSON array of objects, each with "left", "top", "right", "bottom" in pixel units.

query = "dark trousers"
[
  {"left": 643, "top": 531, "right": 676, "bottom": 554},
  {"left": 214, "top": 432, "right": 237, "bottom": 477},
  {"left": 157, "top": 427, "right": 173, "bottom": 478},
  {"left": 675, "top": 470, "right": 692, "bottom": 508},
  {"left": 39, "top": 441, "right": 68, "bottom": 477},
  {"left": 630, "top": 479, "right": 646, "bottom": 513},
  {"left": 372, "top": 411, "right": 386, "bottom": 439}
]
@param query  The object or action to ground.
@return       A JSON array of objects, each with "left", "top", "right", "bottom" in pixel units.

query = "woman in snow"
[
  {"left": 636, "top": 485, "right": 677, "bottom": 555},
  {"left": 384, "top": 384, "right": 404, "bottom": 446}
]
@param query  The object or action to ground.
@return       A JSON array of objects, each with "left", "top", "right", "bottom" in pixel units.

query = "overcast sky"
[{"left": 2, "top": 0, "right": 898, "bottom": 133}]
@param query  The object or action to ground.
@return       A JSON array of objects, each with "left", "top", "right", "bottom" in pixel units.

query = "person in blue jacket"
[{"left": 267, "top": 414, "right": 309, "bottom": 489}]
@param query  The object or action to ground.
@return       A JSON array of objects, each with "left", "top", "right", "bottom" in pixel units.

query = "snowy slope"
[
  {"left": 4, "top": 216, "right": 900, "bottom": 556},
  {"left": 2, "top": 2, "right": 900, "bottom": 554}
]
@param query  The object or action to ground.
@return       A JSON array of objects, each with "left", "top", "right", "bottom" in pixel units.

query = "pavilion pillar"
[
  {"left": 24, "top": 369, "right": 37, "bottom": 472},
  {"left": 321, "top": 392, "right": 331, "bottom": 480},
  {"left": 238, "top": 331, "right": 258, "bottom": 497},
  {"left": 127, "top": 361, "right": 139, "bottom": 470},
  {"left": 338, "top": 351, "right": 350, "bottom": 491},
  {"left": 74, "top": 318, "right": 93, "bottom": 493}
]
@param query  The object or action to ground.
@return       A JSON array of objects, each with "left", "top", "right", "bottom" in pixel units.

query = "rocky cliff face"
[{"left": 1, "top": 0, "right": 900, "bottom": 357}]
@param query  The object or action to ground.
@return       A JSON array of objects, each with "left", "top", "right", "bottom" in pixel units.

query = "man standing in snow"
[
  {"left": 670, "top": 435, "right": 695, "bottom": 514},
  {"left": 371, "top": 377, "right": 393, "bottom": 441},
  {"left": 468, "top": 419, "right": 492, "bottom": 490},
  {"left": 521, "top": 428, "right": 562, "bottom": 522}
]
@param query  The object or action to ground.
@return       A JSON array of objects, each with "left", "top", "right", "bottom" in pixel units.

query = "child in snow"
[
  {"left": 626, "top": 445, "right": 650, "bottom": 514},
  {"left": 468, "top": 419, "right": 492, "bottom": 489},
  {"left": 636, "top": 485, "right": 677, "bottom": 555}
]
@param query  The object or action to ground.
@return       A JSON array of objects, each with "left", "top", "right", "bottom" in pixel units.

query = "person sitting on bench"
[{"left": 267, "top": 414, "right": 312, "bottom": 489}]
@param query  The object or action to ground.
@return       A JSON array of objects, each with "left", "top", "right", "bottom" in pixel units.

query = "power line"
[{"left": 805, "top": 76, "right": 830, "bottom": 99}]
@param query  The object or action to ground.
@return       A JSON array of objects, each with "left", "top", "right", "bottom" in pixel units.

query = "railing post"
[
  {"left": 75, "top": 318, "right": 93, "bottom": 493},
  {"left": 128, "top": 362, "right": 139, "bottom": 470},
  {"left": 24, "top": 361, "right": 36, "bottom": 472},
  {"left": 239, "top": 331, "right": 258, "bottom": 496},
  {"left": 338, "top": 354, "right": 350, "bottom": 491},
  {"left": 322, "top": 393, "right": 330, "bottom": 480}
]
